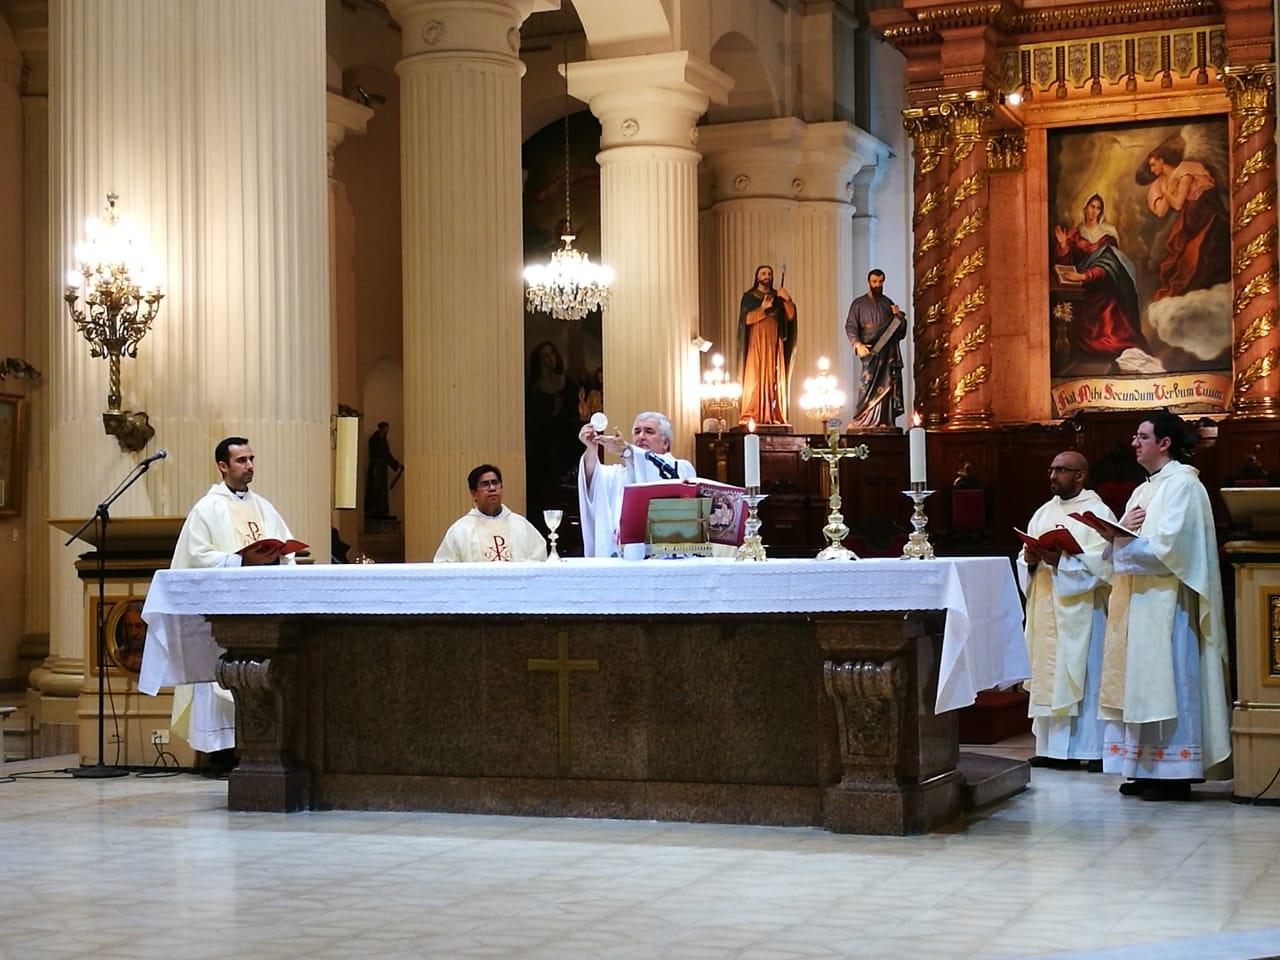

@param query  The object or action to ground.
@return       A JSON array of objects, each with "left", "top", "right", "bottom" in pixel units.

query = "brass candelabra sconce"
[
  {"left": 799, "top": 357, "right": 869, "bottom": 560},
  {"left": 699, "top": 352, "right": 741, "bottom": 437},
  {"left": 64, "top": 194, "right": 164, "bottom": 452}
]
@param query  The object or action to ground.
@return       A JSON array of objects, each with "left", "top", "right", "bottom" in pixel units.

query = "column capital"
[
  {"left": 568, "top": 51, "right": 733, "bottom": 151},
  {"left": 385, "top": 0, "right": 553, "bottom": 62},
  {"left": 697, "top": 118, "right": 806, "bottom": 202},
  {"left": 1220, "top": 63, "right": 1276, "bottom": 117},
  {"left": 326, "top": 91, "right": 375, "bottom": 177}
]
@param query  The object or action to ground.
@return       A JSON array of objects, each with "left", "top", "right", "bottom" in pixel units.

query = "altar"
[{"left": 140, "top": 557, "right": 1028, "bottom": 834}]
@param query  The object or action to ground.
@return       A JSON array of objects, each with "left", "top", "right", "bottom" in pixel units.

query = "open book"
[
  {"left": 237, "top": 537, "right": 308, "bottom": 558},
  {"left": 618, "top": 479, "right": 748, "bottom": 546},
  {"left": 1013, "top": 526, "right": 1082, "bottom": 556},
  {"left": 1068, "top": 511, "right": 1135, "bottom": 540}
]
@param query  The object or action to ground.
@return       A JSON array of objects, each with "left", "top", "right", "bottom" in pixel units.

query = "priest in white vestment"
[
  {"left": 1017, "top": 451, "right": 1113, "bottom": 767},
  {"left": 170, "top": 437, "right": 298, "bottom": 755},
  {"left": 1097, "top": 412, "right": 1232, "bottom": 801},
  {"left": 577, "top": 411, "right": 695, "bottom": 557},
  {"left": 434, "top": 464, "right": 547, "bottom": 562}
]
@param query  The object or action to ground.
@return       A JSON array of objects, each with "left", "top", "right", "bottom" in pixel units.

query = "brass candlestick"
[
  {"left": 801, "top": 420, "right": 869, "bottom": 560},
  {"left": 900, "top": 483, "right": 935, "bottom": 559},
  {"left": 734, "top": 487, "right": 768, "bottom": 561}
]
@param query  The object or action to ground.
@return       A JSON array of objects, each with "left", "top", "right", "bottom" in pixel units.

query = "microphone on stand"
[{"left": 140, "top": 448, "right": 168, "bottom": 466}]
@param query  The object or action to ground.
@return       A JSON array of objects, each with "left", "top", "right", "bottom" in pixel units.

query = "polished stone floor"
[{"left": 2, "top": 756, "right": 1278, "bottom": 960}]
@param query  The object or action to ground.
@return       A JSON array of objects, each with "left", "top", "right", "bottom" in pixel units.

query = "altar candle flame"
[
  {"left": 747, "top": 417, "right": 756, "bottom": 433},
  {"left": 912, "top": 412, "right": 921, "bottom": 428}
]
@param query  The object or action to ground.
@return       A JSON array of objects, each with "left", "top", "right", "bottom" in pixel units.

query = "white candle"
[
  {"left": 909, "top": 425, "right": 927, "bottom": 484},
  {"left": 744, "top": 433, "right": 761, "bottom": 488}
]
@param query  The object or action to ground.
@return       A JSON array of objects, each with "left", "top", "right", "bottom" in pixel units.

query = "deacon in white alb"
[
  {"left": 577, "top": 411, "right": 696, "bottom": 557},
  {"left": 170, "top": 436, "right": 298, "bottom": 755},
  {"left": 1097, "top": 411, "right": 1232, "bottom": 801},
  {"left": 434, "top": 464, "right": 547, "bottom": 562},
  {"left": 1017, "top": 450, "right": 1113, "bottom": 768}
]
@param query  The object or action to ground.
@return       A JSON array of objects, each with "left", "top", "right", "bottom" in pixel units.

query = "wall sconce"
[{"left": 64, "top": 194, "right": 165, "bottom": 452}]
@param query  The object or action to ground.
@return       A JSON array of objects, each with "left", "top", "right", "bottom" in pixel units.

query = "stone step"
[{"left": 959, "top": 751, "right": 1031, "bottom": 809}]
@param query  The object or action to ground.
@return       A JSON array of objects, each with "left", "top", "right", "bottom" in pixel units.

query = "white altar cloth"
[{"left": 139, "top": 556, "right": 1027, "bottom": 714}]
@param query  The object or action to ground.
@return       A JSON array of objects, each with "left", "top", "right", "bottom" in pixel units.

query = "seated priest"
[
  {"left": 577, "top": 411, "right": 696, "bottom": 557},
  {"left": 434, "top": 464, "right": 548, "bottom": 562},
  {"left": 170, "top": 436, "right": 298, "bottom": 763}
]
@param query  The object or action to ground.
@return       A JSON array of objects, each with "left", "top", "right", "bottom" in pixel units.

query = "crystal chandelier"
[
  {"left": 699, "top": 352, "right": 741, "bottom": 437},
  {"left": 64, "top": 193, "right": 165, "bottom": 451},
  {"left": 798, "top": 356, "right": 846, "bottom": 424},
  {"left": 523, "top": 14, "right": 613, "bottom": 321}
]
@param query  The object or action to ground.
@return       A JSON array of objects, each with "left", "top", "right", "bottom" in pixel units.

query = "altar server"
[
  {"left": 1097, "top": 411, "right": 1232, "bottom": 800},
  {"left": 1017, "top": 451, "right": 1113, "bottom": 768},
  {"left": 577, "top": 411, "right": 695, "bottom": 557},
  {"left": 435, "top": 464, "right": 547, "bottom": 562},
  {"left": 170, "top": 436, "right": 297, "bottom": 756}
]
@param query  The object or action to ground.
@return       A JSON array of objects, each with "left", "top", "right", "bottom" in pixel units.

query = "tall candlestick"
[
  {"left": 909, "top": 424, "right": 927, "bottom": 485},
  {"left": 744, "top": 433, "right": 761, "bottom": 488}
]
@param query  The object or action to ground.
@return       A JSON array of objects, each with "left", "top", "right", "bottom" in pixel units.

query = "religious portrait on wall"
[
  {"left": 106, "top": 599, "right": 147, "bottom": 674},
  {"left": 522, "top": 110, "right": 604, "bottom": 549},
  {"left": 1047, "top": 117, "right": 1232, "bottom": 416}
]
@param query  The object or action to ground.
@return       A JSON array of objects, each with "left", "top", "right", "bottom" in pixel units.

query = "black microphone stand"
[{"left": 66, "top": 458, "right": 158, "bottom": 779}]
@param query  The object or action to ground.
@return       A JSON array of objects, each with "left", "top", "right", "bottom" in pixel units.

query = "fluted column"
[
  {"left": 903, "top": 106, "right": 950, "bottom": 428},
  {"left": 1222, "top": 64, "right": 1279, "bottom": 418},
  {"left": 938, "top": 92, "right": 995, "bottom": 430},
  {"left": 43, "top": 0, "right": 331, "bottom": 743},
  {"left": 569, "top": 52, "right": 732, "bottom": 458},
  {"left": 387, "top": 0, "right": 542, "bottom": 559},
  {"left": 698, "top": 118, "right": 803, "bottom": 396}
]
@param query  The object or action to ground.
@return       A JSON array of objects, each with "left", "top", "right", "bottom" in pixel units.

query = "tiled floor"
[{"left": 2, "top": 758, "right": 1278, "bottom": 960}]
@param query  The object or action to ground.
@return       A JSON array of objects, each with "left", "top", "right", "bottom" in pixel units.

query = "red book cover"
[
  {"left": 617, "top": 481, "right": 697, "bottom": 545},
  {"left": 1068, "top": 510, "right": 1135, "bottom": 539},
  {"left": 1014, "top": 526, "right": 1082, "bottom": 555},
  {"left": 236, "top": 537, "right": 308, "bottom": 557}
]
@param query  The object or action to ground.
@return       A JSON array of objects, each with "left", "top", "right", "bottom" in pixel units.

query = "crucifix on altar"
[{"left": 798, "top": 357, "right": 869, "bottom": 560}]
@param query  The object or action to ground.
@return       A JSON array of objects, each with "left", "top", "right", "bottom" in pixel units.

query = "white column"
[
  {"left": 791, "top": 123, "right": 878, "bottom": 433},
  {"left": 326, "top": 91, "right": 372, "bottom": 550},
  {"left": 697, "top": 118, "right": 803, "bottom": 409},
  {"left": 569, "top": 52, "right": 732, "bottom": 459},
  {"left": 44, "top": 0, "right": 331, "bottom": 734},
  {"left": 386, "top": 0, "right": 548, "bottom": 561}
]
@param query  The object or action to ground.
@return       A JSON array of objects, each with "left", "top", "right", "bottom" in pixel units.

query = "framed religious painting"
[
  {"left": 1046, "top": 116, "right": 1233, "bottom": 417},
  {"left": 0, "top": 393, "right": 28, "bottom": 517}
]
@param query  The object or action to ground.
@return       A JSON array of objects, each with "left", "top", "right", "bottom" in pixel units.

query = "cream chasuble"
[
  {"left": 1098, "top": 461, "right": 1231, "bottom": 770},
  {"left": 434, "top": 507, "right": 548, "bottom": 563},
  {"left": 1017, "top": 490, "right": 1113, "bottom": 719},
  {"left": 169, "top": 483, "right": 296, "bottom": 752}
]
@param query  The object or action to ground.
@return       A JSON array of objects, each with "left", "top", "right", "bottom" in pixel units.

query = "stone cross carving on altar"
[{"left": 526, "top": 631, "right": 600, "bottom": 776}]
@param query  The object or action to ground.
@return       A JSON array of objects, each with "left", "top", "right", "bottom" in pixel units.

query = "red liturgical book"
[
  {"left": 1013, "top": 526, "right": 1082, "bottom": 556},
  {"left": 617, "top": 479, "right": 748, "bottom": 546},
  {"left": 1068, "top": 511, "right": 1135, "bottom": 539},
  {"left": 236, "top": 537, "right": 308, "bottom": 557}
]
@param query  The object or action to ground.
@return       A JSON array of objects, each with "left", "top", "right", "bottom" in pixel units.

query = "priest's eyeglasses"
[
  {"left": 1047, "top": 466, "right": 1083, "bottom": 474},
  {"left": 475, "top": 479, "right": 503, "bottom": 489}
]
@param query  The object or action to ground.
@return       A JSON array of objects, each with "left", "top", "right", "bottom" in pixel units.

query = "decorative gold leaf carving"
[
  {"left": 923, "top": 335, "right": 948, "bottom": 361},
  {"left": 1236, "top": 309, "right": 1276, "bottom": 357},
  {"left": 1235, "top": 146, "right": 1276, "bottom": 189},
  {"left": 950, "top": 248, "right": 987, "bottom": 288},
  {"left": 925, "top": 374, "right": 949, "bottom": 399},
  {"left": 950, "top": 208, "right": 987, "bottom": 248},
  {"left": 951, "top": 172, "right": 986, "bottom": 207},
  {"left": 914, "top": 263, "right": 946, "bottom": 299},
  {"left": 1236, "top": 112, "right": 1266, "bottom": 146},
  {"left": 1235, "top": 348, "right": 1278, "bottom": 395},
  {"left": 914, "top": 185, "right": 947, "bottom": 225},
  {"left": 1235, "top": 188, "right": 1276, "bottom": 231},
  {"left": 915, "top": 227, "right": 948, "bottom": 257},
  {"left": 987, "top": 132, "right": 1026, "bottom": 173},
  {"left": 952, "top": 365, "right": 989, "bottom": 401},
  {"left": 951, "top": 324, "right": 989, "bottom": 366},
  {"left": 1235, "top": 267, "right": 1277, "bottom": 315},
  {"left": 951, "top": 285, "right": 989, "bottom": 325},
  {"left": 914, "top": 301, "right": 945, "bottom": 337},
  {"left": 1234, "top": 230, "right": 1276, "bottom": 276}
]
